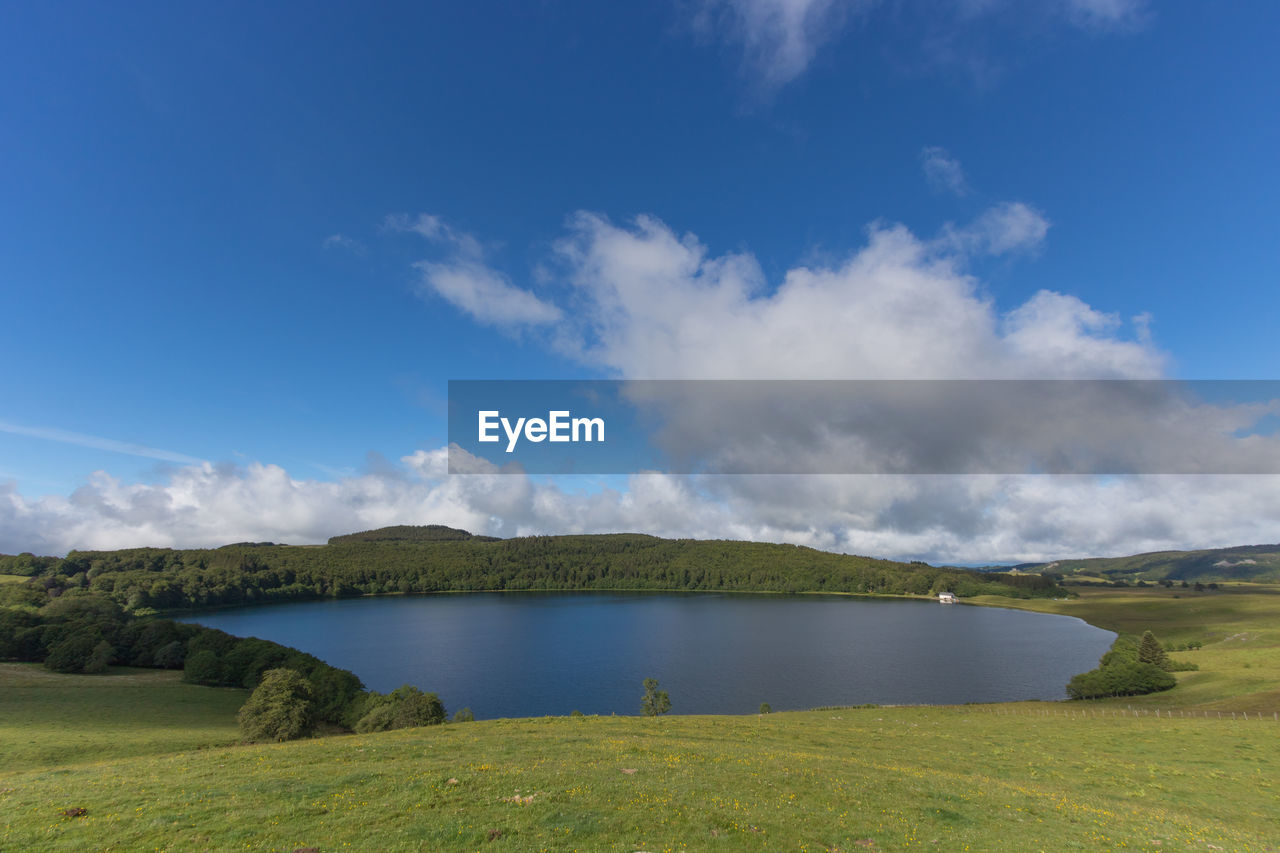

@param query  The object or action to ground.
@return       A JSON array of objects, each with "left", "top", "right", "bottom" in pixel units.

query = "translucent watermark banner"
[{"left": 447, "top": 380, "right": 1280, "bottom": 475}]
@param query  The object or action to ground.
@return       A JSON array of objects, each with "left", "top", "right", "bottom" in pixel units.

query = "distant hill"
[
  {"left": 1022, "top": 544, "right": 1280, "bottom": 584},
  {"left": 328, "top": 525, "right": 502, "bottom": 545},
  {"left": 2, "top": 529, "right": 1060, "bottom": 612}
]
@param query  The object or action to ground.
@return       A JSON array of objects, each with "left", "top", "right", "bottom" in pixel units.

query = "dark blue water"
[{"left": 180, "top": 592, "right": 1113, "bottom": 719}]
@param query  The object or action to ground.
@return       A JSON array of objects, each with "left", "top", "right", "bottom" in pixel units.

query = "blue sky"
[{"left": 2, "top": 1, "right": 1278, "bottom": 559}]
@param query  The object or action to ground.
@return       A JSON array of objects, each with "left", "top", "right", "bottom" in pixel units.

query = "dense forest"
[
  {"left": 0, "top": 529, "right": 1061, "bottom": 613},
  {"left": 327, "top": 524, "right": 501, "bottom": 545}
]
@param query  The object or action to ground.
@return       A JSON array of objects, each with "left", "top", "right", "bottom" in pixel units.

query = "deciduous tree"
[{"left": 237, "top": 668, "right": 314, "bottom": 742}]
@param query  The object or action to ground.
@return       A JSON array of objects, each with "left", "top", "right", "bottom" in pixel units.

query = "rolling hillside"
[
  {"left": 0, "top": 527, "right": 1060, "bottom": 613},
  {"left": 1023, "top": 543, "right": 1280, "bottom": 584}
]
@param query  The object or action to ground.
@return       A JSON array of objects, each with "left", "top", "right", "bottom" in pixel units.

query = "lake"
[{"left": 180, "top": 592, "right": 1114, "bottom": 719}]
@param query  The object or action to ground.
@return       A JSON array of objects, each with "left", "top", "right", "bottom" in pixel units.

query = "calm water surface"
[{"left": 181, "top": 592, "right": 1113, "bottom": 719}]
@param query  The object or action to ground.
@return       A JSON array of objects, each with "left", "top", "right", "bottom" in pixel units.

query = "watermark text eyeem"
[{"left": 478, "top": 410, "right": 605, "bottom": 453}]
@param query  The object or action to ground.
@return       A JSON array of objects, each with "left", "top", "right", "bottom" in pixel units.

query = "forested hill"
[
  {"left": 0, "top": 528, "right": 1060, "bottom": 612},
  {"left": 1020, "top": 544, "right": 1280, "bottom": 584},
  {"left": 328, "top": 525, "right": 501, "bottom": 544}
]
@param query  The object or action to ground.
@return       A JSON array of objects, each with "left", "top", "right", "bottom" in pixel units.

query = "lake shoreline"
[{"left": 178, "top": 589, "right": 1114, "bottom": 717}]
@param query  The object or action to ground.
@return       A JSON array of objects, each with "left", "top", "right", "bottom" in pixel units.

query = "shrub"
[
  {"left": 182, "top": 649, "right": 223, "bottom": 685},
  {"left": 152, "top": 639, "right": 186, "bottom": 669},
  {"left": 44, "top": 634, "right": 99, "bottom": 673},
  {"left": 237, "top": 668, "right": 314, "bottom": 742},
  {"left": 0, "top": 609, "right": 42, "bottom": 660},
  {"left": 1100, "top": 635, "right": 1139, "bottom": 667},
  {"left": 759, "top": 702, "right": 772, "bottom": 714},
  {"left": 452, "top": 707, "right": 474, "bottom": 723},
  {"left": 354, "top": 685, "right": 446, "bottom": 733},
  {"left": 83, "top": 640, "right": 115, "bottom": 674},
  {"left": 641, "top": 677, "right": 670, "bottom": 717},
  {"left": 1066, "top": 660, "right": 1176, "bottom": 699}
]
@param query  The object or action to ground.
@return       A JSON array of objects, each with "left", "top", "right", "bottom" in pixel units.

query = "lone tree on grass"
[
  {"left": 237, "top": 668, "right": 314, "bottom": 742},
  {"left": 641, "top": 677, "right": 670, "bottom": 717}
]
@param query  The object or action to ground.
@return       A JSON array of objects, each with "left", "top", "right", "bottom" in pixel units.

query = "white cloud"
[
  {"left": 1001, "top": 290, "right": 1145, "bottom": 375},
  {"left": 385, "top": 213, "right": 485, "bottom": 260},
  {"left": 5, "top": 457, "right": 1279, "bottom": 566},
  {"left": 921, "top": 146, "right": 969, "bottom": 196},
  {"left": 390, "top": 213, "right": 563, "bottom": 328},
  {"left": 690, "top": 0, "right": 1149, "bottom": 91},
  {"left": 549, "top": 207, "right": 1147, "bottom": 380},
  {"left": 7, "top": 202, "right": 1269, "bottom": 566},
  {"left": 414, "top": 260, "right": 563, "bottom": 328},
  {"left": 941, "top": 201, "right": 1050, "bottom": 257},
  {"left": 518, "top": 212, "right": 1270, "bottom": 482},
  {"left": 695, "top": 0, "right": 867, "bottom": 90}
]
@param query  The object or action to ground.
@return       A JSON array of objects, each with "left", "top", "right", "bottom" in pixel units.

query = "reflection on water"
[{"left": 181, "top": 591, "right": 1114, "bottom": 719}]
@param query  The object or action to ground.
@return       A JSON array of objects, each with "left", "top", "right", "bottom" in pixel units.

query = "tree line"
[
  {"left": 0, "top": 585, "right": 476, "bottom": 737},
  {"left": 0, "top": 591, "right": 366, "bottom": 725},
  {"left": 1, "top": 530, "right": 1063, "bottom": 614}
]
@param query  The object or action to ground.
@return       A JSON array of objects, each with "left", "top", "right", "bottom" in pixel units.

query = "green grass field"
[
  {"left": 2, "top": 707, "right": 1277, "bottom": 851},
  {"left": 3, "top": 587, "right": 1280, "bottom": 851},
  {"left": 0, "top": 573, "right": 29, "bottom": 584},
  {"left": 969, "top": 585, "right": 1280, "bottom": 712},
  {"left": 0, "top": 664, "right": 247, "bottom": 768}
]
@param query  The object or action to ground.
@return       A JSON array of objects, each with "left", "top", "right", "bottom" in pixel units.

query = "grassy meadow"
[
  {"left": 0, "top": 664, "right": 247, "bottom": 768},
  {"left": 969, "top": 584, "right": 1280, "bottom": 712},
  {"left": 2, "top": 586, "right": 1280, "bottom": 851},
  {"left": 3, "top": 706, "right": 1278, "bottom": 851}
]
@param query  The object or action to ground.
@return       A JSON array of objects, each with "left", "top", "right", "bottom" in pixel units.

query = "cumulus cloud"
[
  {"left": 549, "top": 208, "right": 1145, "bottom": 379},
  {"left": 588, "top": 379, "right": 1280, "bottom": 478},
  {"left": 921, "top": 146, "right": 969, "bottom": 196},
  {"left": 5, "top": 457, "right": 1280, "bottom": 566},
  {"left": 6, "top": 201, "right": 1269, "bottom": 566}
]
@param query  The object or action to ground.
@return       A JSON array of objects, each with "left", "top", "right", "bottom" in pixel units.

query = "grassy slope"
[
  {"left": 1023, "top": 544, "right": 1280, "bottom": 583},
  {"left": 3, "top": 708, "right": 1278, "bottom": 851},
  {"left": 0, "top": 664, "right": 247, "bottom": 768},
  {"left": 4, "top": 588, "right": 1280, "bottom": 851},
  {"left": 0, "top": 574, "right": 28, "bottom": 584}
]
